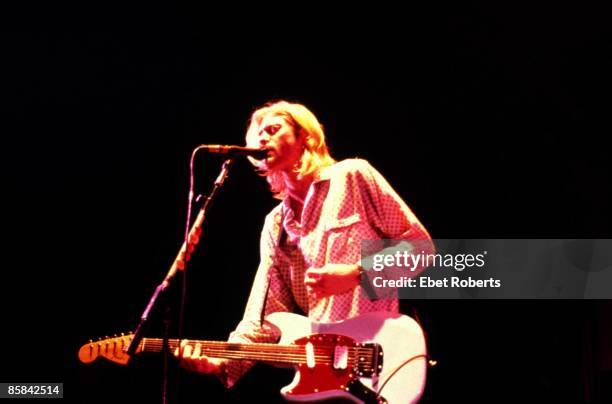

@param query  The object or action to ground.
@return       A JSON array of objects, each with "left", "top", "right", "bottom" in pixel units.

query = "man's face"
[{"left": 249, "top": 113, "right": 304, "bottom": 173}]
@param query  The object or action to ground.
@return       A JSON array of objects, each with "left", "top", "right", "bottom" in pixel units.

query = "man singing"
[{"left": 176, "top": 101, "right": 434, "bottom": 391}]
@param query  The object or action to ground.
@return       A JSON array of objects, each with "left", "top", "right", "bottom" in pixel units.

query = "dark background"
[{"left": 1, "top": 4, "right": 611, "bottom": 403}]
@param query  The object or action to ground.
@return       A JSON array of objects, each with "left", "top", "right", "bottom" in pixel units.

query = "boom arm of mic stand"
[{"left": 126, "top": 158, "right": 235, "bottom": 357}]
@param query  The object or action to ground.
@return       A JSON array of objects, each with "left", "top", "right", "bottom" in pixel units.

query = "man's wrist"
[
  {"left": 355, "top": 264, "right": 379, "bottom": 301},
  {"left": 355, "top": 264, "right": 365, "bottom": 284}
]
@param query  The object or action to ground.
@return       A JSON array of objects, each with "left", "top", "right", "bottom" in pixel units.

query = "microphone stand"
[{"left": 126, "top": 158, "right": 235, "bottom": 404}]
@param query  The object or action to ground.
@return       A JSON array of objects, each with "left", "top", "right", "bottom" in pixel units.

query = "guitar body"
[{"left": 267, "top": 311, "right": 427, "bottom": 404}]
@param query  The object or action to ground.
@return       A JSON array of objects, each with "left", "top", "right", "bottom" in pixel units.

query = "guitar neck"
[{"left": 139, "top": 338, "right": 342, "bottom": 366}]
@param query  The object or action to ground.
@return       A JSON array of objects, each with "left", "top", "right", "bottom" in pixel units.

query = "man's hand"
[
  {"left": 305, "top": 263, "right": 360, "bottom": 298},
  {"left": 174, "top": 340, "right": 226, "bottom": 376}
]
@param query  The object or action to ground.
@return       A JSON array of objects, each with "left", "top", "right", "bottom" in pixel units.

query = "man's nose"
[{"left": 259, "top": 134, "right": 270, "bottom": 147}]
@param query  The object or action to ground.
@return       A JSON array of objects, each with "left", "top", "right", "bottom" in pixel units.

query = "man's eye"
[{"left": 265, "top": 124, "right": 281, "bottom": 135}]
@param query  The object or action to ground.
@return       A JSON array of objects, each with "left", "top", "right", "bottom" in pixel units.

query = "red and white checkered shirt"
[{"left": 222, "top": 158, "right": 433, "bottom": 387}]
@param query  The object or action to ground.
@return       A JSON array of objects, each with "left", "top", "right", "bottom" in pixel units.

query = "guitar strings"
[
  {"left": 92, "top": 340, "right": 374, "bottom": 359},
  {"left": 92, "top": 339, "right": 375, "bottom": 367},
  {"left": 140, "top": 338, "right": 373, "bottom": 356}
]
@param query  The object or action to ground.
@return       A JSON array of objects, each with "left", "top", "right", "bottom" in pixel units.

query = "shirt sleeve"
[
  {"left": 220, "top": 210, "right": 295, "bottom": 388},
  {"left": 354, "top": 160, "right": 435, "bottom": 289}
]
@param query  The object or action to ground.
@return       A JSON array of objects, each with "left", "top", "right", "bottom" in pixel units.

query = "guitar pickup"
[
  {"left": 333, "top": 345, "right": 349, "bottom": 370},
  {"left": 354, "top": 342, "right": 384, "bottom": 377}
]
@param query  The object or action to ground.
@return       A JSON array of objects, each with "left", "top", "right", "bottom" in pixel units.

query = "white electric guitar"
[{"left": 78, "top": 311, "right": 427, "bottom": 403}]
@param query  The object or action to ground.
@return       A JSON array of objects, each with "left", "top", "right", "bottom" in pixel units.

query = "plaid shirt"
[{"left": 222, "top": 158, "right": 433, "bottom": 387}]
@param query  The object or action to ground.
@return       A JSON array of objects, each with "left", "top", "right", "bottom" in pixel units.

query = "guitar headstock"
[{"left": 78, "top": 333, "right": 136, "bottom": 365}]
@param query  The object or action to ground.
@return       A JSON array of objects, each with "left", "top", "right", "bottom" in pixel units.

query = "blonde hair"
[{"left": 246, "top": 101, "right": 335, "bottom": 199}]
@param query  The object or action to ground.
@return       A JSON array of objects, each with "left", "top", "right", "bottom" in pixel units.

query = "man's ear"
[{"left": 297, "top": 127, "right": 313, "bottom": 148}]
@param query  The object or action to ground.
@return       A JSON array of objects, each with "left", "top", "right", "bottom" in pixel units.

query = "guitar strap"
[
  {"left": 259, "top": 271, "right": 272, "bottom": 328},
  {"left": 259, "top": 207, "right": 286, "bottom": 327},
  {"left": 259, "top": 204, "right": 308, "bottom": 327}
]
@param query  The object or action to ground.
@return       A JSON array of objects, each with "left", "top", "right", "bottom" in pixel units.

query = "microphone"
[{"left": 198, "top": 145, "right": 269, "bottom": 160}]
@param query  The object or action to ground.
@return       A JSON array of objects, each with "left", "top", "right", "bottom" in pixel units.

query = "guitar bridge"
[{"left": 354, "top": 342, "right": 384, "bottom": 377}]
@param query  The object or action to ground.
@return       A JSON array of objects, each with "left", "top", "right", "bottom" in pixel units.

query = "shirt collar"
[
  {"left": 281, "top": 161, "right": 337, "bottom": 214},
  {"left": 314, "top": 163, "right": 335, "bottom": 182}
]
